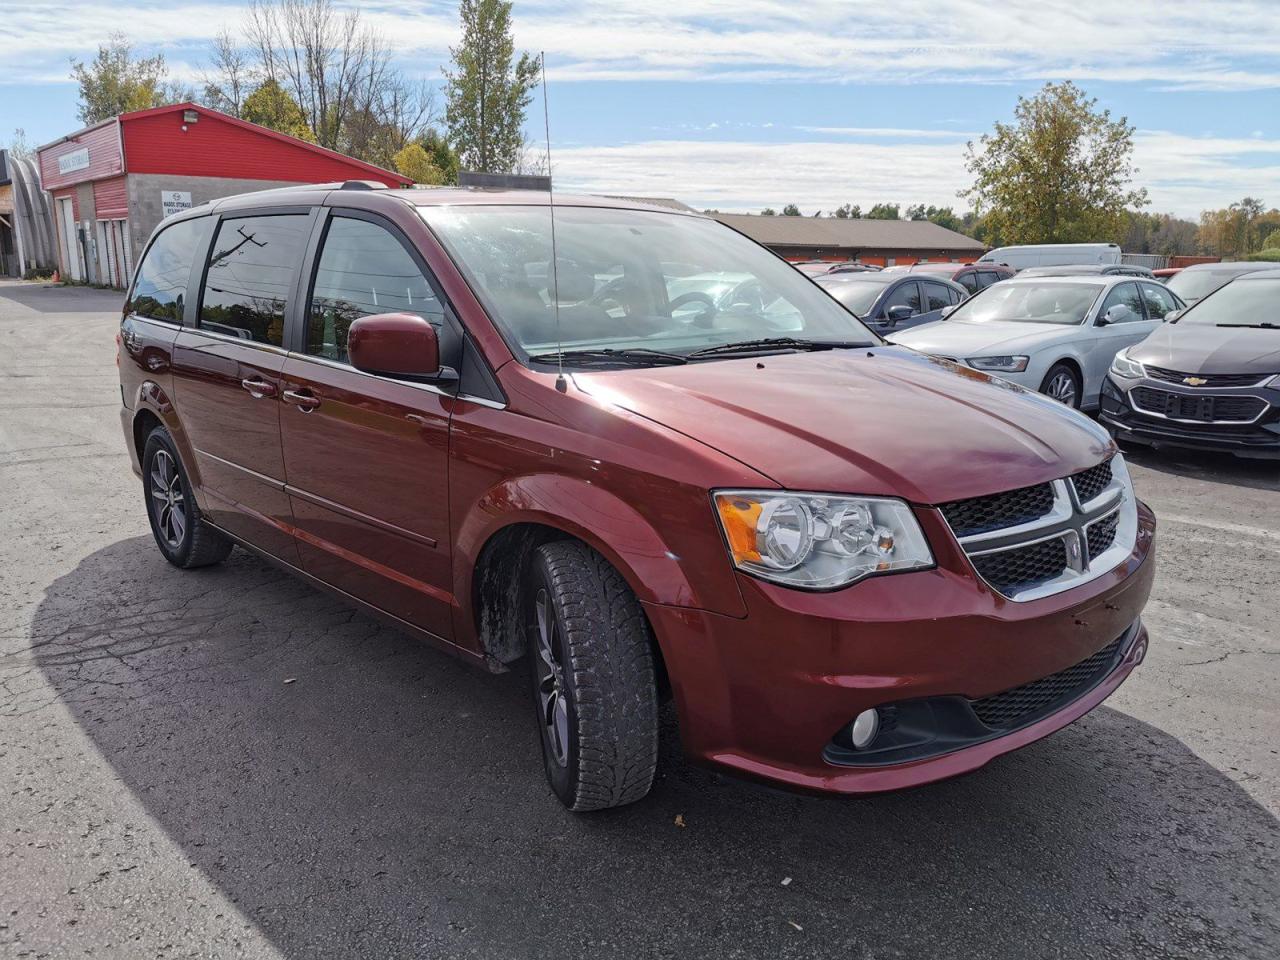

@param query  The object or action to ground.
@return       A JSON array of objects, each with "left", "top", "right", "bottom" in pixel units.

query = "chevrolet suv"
[{"left": 118, "top": 183, "right": 1156, "bottom": 810}]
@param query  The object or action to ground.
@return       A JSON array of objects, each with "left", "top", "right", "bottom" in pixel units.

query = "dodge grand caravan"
[{"left": 118, "top": 183, "right": 1156, "bottom": 811}]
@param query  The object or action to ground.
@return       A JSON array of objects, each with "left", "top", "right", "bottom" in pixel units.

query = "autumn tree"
[
  {"left": 70, "top": 33, "right": 187, "bottom": 124},
  {"left": 962, "top": 82, "right": 1147, "bottom": 244},
  {"left": 393, "top": 143, "right": 444, "bottom": 184},
  {"left": 444, "top": 0, "right": 539, "bottom": 174},
  {"left": 242, "top": 79, "right": 315, "bottom": 141}
]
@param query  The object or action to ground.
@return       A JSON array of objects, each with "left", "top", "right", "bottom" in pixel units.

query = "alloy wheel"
[
  {"left": 533, "top": 588, "right": 571, "bottom": 767},
  {"left": 1046, "top": 371, "right": 1078, "bottom": 407},
  {"left": 149, "top": 449, "right": 187, "bottom": 549}
]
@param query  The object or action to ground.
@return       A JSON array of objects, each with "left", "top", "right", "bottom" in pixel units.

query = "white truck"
[{"left": 978, "top": 243, "right": 1122, "bottom": 271}]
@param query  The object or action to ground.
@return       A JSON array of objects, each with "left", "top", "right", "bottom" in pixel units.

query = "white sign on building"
[
  {"left": 57, "top": 148, "right": 90, "bottom": 175},
  {"left": 160, "top": 191, "right": 193, "bottom": 219}
]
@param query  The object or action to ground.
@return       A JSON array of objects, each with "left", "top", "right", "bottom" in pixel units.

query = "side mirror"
[
  {"left": 886, "top": 304, "right": 914, "bottom": 324},
  {"left": 1163, "top": 308, "right": 1183, "bottom": 323},
  {"left": 348, "top": 313, "right": 456, "bottom": 382},
  {"left": 1097, "top": 306, "right": 1125, "bottom": 326},
  {"left": 940, "top": 304, "right": 958, "bottom": 319}
]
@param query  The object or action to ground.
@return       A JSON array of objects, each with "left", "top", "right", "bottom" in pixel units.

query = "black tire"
[
  {"left": 1040, "top": 362, "right": 1082, "bottom": 409},
  {"left": 525, "top": 541, "right": 659, "bottom": 811},
  {"left": 142, "top": 425, "right": 233, "bottom": 569}
]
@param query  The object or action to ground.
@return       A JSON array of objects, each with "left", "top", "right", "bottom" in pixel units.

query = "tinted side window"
[
  {"left": 957, "top": 272, "right": 979, "bottom": 293},
  {"left": 199, "top": 214, "right": 310, "bottom": 346},
  {"left": 1098, "top": 283, "right": 1145, "bottom": 324},
  {"left": 883, "top": 281, "right": 921, "bottom": 315},
  {"left": 977, "top": 271, "right": 1002, "bottom": 288},
  {"left": 128, "top": 218, "right": 205, "bottom": 323},
  {"left": 922, "top": 281, "right": 952, "bottom": 311},
  {"left": 308, "top": 217, "right": 444, "bottom": 363},
  {"left": 1138, "top": 281, "right": 1178, "bottom": 319}
]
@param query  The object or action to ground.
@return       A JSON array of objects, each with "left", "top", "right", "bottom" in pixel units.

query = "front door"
[
  {"left": 1087, "top": 281, "right": 1161, "bottom": 404},
  {"left": 279, "top": 212, "right": 457, "bottom": 640},
  {"left": 171, "top": 210, "right": 314, "bottom": 564}
]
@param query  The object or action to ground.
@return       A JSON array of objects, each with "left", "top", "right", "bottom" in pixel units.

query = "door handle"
[
  {"left": 282, "top": 388, "right": 321, "bottom": 412},
  {"left": 241, "top": 377, "right": 277, "bottom": 399}
]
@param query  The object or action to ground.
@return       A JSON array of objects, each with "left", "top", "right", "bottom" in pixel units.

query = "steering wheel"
[{"left": 667, "top": 291, "right": 718, "bottom": 327}]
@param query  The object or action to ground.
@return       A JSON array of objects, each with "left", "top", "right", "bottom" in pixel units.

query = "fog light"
[{"left": 849, "top": 709, "right": 880, "bottom": 750}]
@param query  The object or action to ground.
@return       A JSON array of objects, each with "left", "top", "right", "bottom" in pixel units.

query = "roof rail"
[{"left": 339, "top": 180, "right": 387, "bottom": 191}]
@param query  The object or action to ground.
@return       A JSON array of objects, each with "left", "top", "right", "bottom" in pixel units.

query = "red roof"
[{"left": 117, "top": 102, "right": 412, "bottom": 188}]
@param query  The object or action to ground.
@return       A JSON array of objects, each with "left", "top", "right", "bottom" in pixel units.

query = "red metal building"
[{"left": 37, "top": 102, "right": 412, "bottom": 287}]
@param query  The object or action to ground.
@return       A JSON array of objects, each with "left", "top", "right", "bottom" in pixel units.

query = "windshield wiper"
[
  {"left": 1216, "top": 322, "right": 1280, "bottom": 329},
  {"left": 528, "top": 347, "right": 689, "bottom": 366},
  {"left": 685, "top": 337, "right": 870, "bottom": 359}
]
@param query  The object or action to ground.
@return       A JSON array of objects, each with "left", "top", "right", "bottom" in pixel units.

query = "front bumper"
[
  {"left": 645, "top": 501, "right": 1156, "bottom": 795},
  {"left": 1100, "top": 373, "right": 1280, "bottom": 458}
]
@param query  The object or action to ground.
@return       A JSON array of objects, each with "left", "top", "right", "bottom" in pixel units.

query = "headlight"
[
  {"left": 713, "top": 491, "right": 934, "bottom": 589},
  {"left": 1267, "top": 373, "right": 1280, "bottom": 388},
  {"left": 967, "top": 355, "right": 1029, "bottom": 372},
  {"left": 1110, "top": 350, "right": 1146, "bottom": 379}
]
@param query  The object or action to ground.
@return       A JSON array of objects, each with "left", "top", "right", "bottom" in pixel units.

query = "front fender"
[{"left": 452, "top": 473, "right": 747, "bottom": 647}]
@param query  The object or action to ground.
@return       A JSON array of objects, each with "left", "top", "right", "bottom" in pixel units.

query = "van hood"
[
  {"left": 1128, "top": 322, "right": 1280, "bottom": 374},
  {"left": 571, "top": 346, "right": 1113, "bottom": 505},
  {"left": 887, "top": 319, "right": 1079, "bottom": 359}
]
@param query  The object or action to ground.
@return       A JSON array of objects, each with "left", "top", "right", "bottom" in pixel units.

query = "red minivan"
[{"left": 118, "top": 184, "right": 1155, "bottom": 810}]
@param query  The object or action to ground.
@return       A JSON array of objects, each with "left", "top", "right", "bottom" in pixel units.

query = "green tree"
[
  {"left": 393, "top": 143, "right": 445, "bottom": 184},
  {"left": 781, "top": 203, "right": 802, "bottom": 216},
  {"left": 444, "top": 0, "right": 539, "bottom": 173},
  {"left": 866, "top": 203, "right": 900, "bottom": 220},
  {"left": 962, "top": 81, "right": 1147, "bottom": 244},
  {"left": 1264, "top": 228, "right": 1280, "bottom": 250},
  {"left": 832, "top": 203, "right": 861, "bottom": 219},
  {"left": 242, "top": 79, "right": 316, "bottom": 142},
  {"left": 760, "top": 207, "right": 777, "bottom": 216},
  {"left": 70, "top": 33, "right": 176, "bottom": 124},
  {"left": 418, "top": 129, "right": 461, "bottom": 185}
]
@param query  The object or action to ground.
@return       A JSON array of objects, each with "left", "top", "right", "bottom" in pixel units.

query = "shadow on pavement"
[
  {"left": 0, "top": 282, "right": 124, "bottom": 314},
  {"left": 32, "top": 538, "right": 1280, "bottom": 959},
  {"left": 1119, "top": 439, "right": 1279, "bottom": 492}
]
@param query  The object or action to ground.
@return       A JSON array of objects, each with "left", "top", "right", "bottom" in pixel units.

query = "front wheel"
[
  {"left": 526, "top": 541, "right": 659, "bottom": 811},
  {"left": 1040, "top": 363, "right": 1082, "bottom": 409}
]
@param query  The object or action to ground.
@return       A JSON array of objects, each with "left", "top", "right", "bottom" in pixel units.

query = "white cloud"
[
  {"left": 551, "top": 132, "right": 1280, "bottom": 218},
  {"left": 3, "top": 0, "right": 1278, "bottom": 90}
]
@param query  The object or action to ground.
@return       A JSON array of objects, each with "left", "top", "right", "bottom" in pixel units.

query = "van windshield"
[
  {"left": 421, "top": 205, "right": 876, "bottom": 361},
  {"left": 944, "top": 281, "right": 1104, "bottom": 325}
]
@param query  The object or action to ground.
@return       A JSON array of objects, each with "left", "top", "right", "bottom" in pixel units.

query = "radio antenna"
[{"left": 540, "top": 51, "right": 567, "bottom": 392}]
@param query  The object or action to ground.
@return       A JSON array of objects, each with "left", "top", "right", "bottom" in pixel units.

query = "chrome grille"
[
  {"left": 1145, "top": 366, "right": 1271, "bottom": 388},
  {"left": 1131, "top": 387, "right": 1267, "bottom": 424},
  {"left": 939, "top": 455, "right": 1137, "bottom": 602},
  {"left": 939, "top": 483, "right": 1054, "bottom": 537},
  {"left": 1070, "top": 457, "right": 1113, "bottom": 503},
  {"left": 971, "top": 537, "right": 1069, "bottom": 595}
]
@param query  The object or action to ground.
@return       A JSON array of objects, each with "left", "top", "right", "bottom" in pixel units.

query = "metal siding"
[
  {"left": 38, "top": 121, "right": 124, "bottom": 191},
  {"left": 121, "top": 110, "right": 404, "bottom": 185},
  {"left": 93, "top": 176, "right": 128, "bottom": 218}
]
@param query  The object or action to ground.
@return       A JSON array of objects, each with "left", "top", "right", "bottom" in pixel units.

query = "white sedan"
[{"left": 887, "top": 275, "right": 1185, "bottom": 410}]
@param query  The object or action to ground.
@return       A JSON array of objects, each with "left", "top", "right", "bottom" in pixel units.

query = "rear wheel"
[
  {"left": 526, "top": 541, "right": 659, "bottom": 811},
  {"left": 142, "top": 425, "right": 232, "bottom": 569},
  {"left": 1040, "top": 363, "right": 1081, "bottom": 409}
]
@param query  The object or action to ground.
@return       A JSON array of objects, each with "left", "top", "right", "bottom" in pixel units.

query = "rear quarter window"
[{"left": 128, "top": 218, "right": 206, "bottom": 323}]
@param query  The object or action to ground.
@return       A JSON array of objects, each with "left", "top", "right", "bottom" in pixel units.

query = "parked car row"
[{"left": 880, "top": 268, "right": 1279, "bottom": 458}]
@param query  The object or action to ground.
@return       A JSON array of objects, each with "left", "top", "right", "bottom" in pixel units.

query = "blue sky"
[{"left": 2, "top": 0, "right": 1279, "bottom": 217}]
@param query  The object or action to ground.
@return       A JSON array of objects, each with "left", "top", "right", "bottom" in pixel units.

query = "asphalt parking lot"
[{"left": 1, "top": 280, "right": 1277, "bottom": 960}]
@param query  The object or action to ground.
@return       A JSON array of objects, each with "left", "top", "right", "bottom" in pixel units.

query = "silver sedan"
[{"left": 887, "top": 275, "right": 1186, "bottom": 410}]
